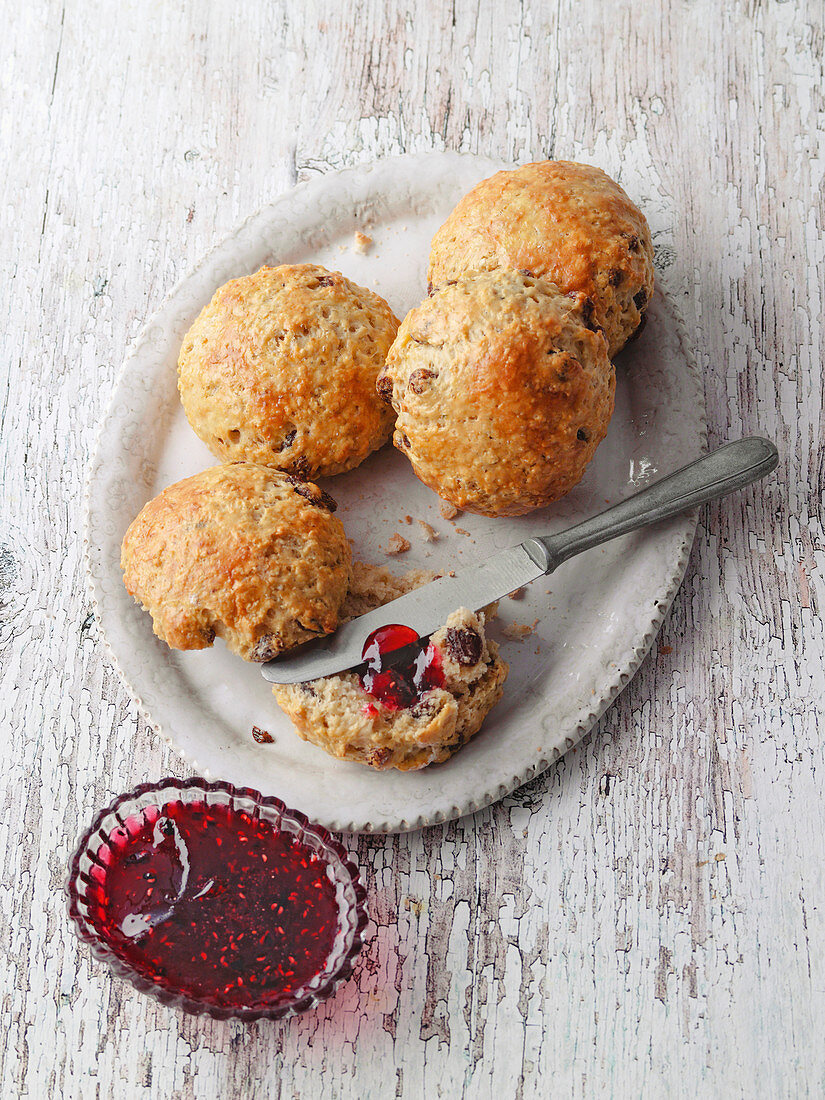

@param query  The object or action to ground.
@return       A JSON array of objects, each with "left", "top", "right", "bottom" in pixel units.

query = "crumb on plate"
[
  {"left": 354, "top": 230, "right": 373, "bottom": 254},
  {"left": 503, "top": 621, "right": 535, "bottom": 641},
  {"left": 385, "top": 533, "right": 411, "bottom": 555}
]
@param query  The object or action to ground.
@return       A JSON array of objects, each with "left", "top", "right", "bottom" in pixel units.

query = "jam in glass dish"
[{"left": 66, "top": 778, "right": 367, "bottom": 1020}]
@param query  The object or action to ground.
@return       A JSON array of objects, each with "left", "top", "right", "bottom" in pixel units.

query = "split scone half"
[{"left": 273, "top": 563, "right": 509, "bottom": 770}]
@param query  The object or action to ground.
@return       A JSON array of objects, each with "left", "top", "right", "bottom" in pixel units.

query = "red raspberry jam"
[
  {"left": 84, "top": 799, "right": 339, "bottom": 1008},
  {"left": 359, "top": 623, "right": 445, "bottom": 710}
]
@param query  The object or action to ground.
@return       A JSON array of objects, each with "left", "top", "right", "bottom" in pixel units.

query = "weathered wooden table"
[{"left": 2, "top": 2, "right": 822, "bottom": 1096}]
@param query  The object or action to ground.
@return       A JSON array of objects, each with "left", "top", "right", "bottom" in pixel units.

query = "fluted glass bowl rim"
[{"left": 66, "top": 777, "right": 368, "bottom": 1021}]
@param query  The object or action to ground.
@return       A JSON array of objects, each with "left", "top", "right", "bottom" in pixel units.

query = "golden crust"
[
  {"left": 427, "top": 160, "right": 654, "bottom": 357},
  {"left": 377, "top": 271, "right": 615, "bottom": 517},
  {"left": 274, "top": 603, "right": 508, "bottom": 771},
  {"left": 120, "top": 463, "right": 352, "bottom": 661},
  {"left": 177, "top": 264, "right": 399, "bottom": 477}
]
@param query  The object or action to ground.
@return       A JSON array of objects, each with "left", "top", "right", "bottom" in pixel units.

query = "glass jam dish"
[{"left": 66, "top": 778, "right": 368, "bottom": 1021}]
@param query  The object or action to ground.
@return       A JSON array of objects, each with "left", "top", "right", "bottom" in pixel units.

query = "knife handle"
[{"left": 523, "top": 437, "right": 779, "bottom": 574}]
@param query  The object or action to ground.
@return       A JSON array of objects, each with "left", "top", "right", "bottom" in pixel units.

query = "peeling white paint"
[{"left": 1, "top": 0, "right": 823, "bottom": 1097}]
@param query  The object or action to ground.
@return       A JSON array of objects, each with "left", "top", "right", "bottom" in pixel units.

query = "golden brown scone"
[
  {"left": 274, "top": 593, "right": 508, "bottom": 771},
  {"left": 121, "top": 463, "right": 352, "bottom": 661},
  {"left": 177, "top": 264, "right": 399, "bottom": 477},
  {"left": 376, "top": 271, "right": 615, "bottom": 517},
  {"left": 427, "top": 160, "right": 654, "bottom": 357}
]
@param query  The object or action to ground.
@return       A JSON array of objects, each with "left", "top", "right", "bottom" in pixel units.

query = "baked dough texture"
[
  {"left": 121, "top": 463, "right": 352, "bottom": 662},
  {"left": 376, "top": 270, "right": 615, "bottom": 517},
  {"left": 177, "top": 264, "right": 399, "bottom": 477},
  {"left": 339, "top": 560, "right": 439, "bottom": 620},
  {"left": 427, "top": 160, "right": 654, "bottom": 357},
  {"left": 273, "top": 565, "right": 508, "bottom": 771}
]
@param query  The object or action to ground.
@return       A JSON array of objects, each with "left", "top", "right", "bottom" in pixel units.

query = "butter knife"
[{"left": 261, "top": 436, "right": 778, "bottom": 685}]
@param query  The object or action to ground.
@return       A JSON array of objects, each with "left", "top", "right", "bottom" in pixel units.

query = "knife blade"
[
  {"left": 260, "top": 540, "right": 546, "bottom": 685},
  {"left": 260, "top": 437, "right": 779, "bottom": 687}
]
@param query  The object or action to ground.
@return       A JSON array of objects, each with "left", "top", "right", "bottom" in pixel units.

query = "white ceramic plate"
[{"left": 86, "top": 153, "right": 705, "bottom": 834}]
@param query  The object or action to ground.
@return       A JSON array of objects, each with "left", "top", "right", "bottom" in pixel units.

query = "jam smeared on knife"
[
  {"left": 86, "top": 799, "right": 339, "bottom": 1006},
  {"left": 359, "top": 624, "right": 445, "bottom": 710}
]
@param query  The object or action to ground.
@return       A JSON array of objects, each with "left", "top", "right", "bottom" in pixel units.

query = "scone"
[
  {"left": 121, "top": 463, "right": 352, "bottom": 661},
  {"left": 274, "top": 563, "right": 508, "bottom": 770},
  {"left": 376, "top": 271, "right": 615, "bottom": 517},
  {"left": 177, "top": 264, "right": 399, "bottom": 477},
  {"left": 427, "top": 160, "right": 654, "bottom": 357}
]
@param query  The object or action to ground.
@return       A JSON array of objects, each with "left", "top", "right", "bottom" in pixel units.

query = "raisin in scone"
[
  {"left": 273, "top": 564, "right": 508, "bottom": 771},
  {"left": 427, "top": 160, "right": 654, "bottom": 357},
  {"left": 178, "top": 264, "right": 399, "bottom": 477},
  {"left": 121, "top": 463, "right": 351, "bottom": 661},
  {"left": 376, "top": 270, "right": 615, "bottom": 517}
]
